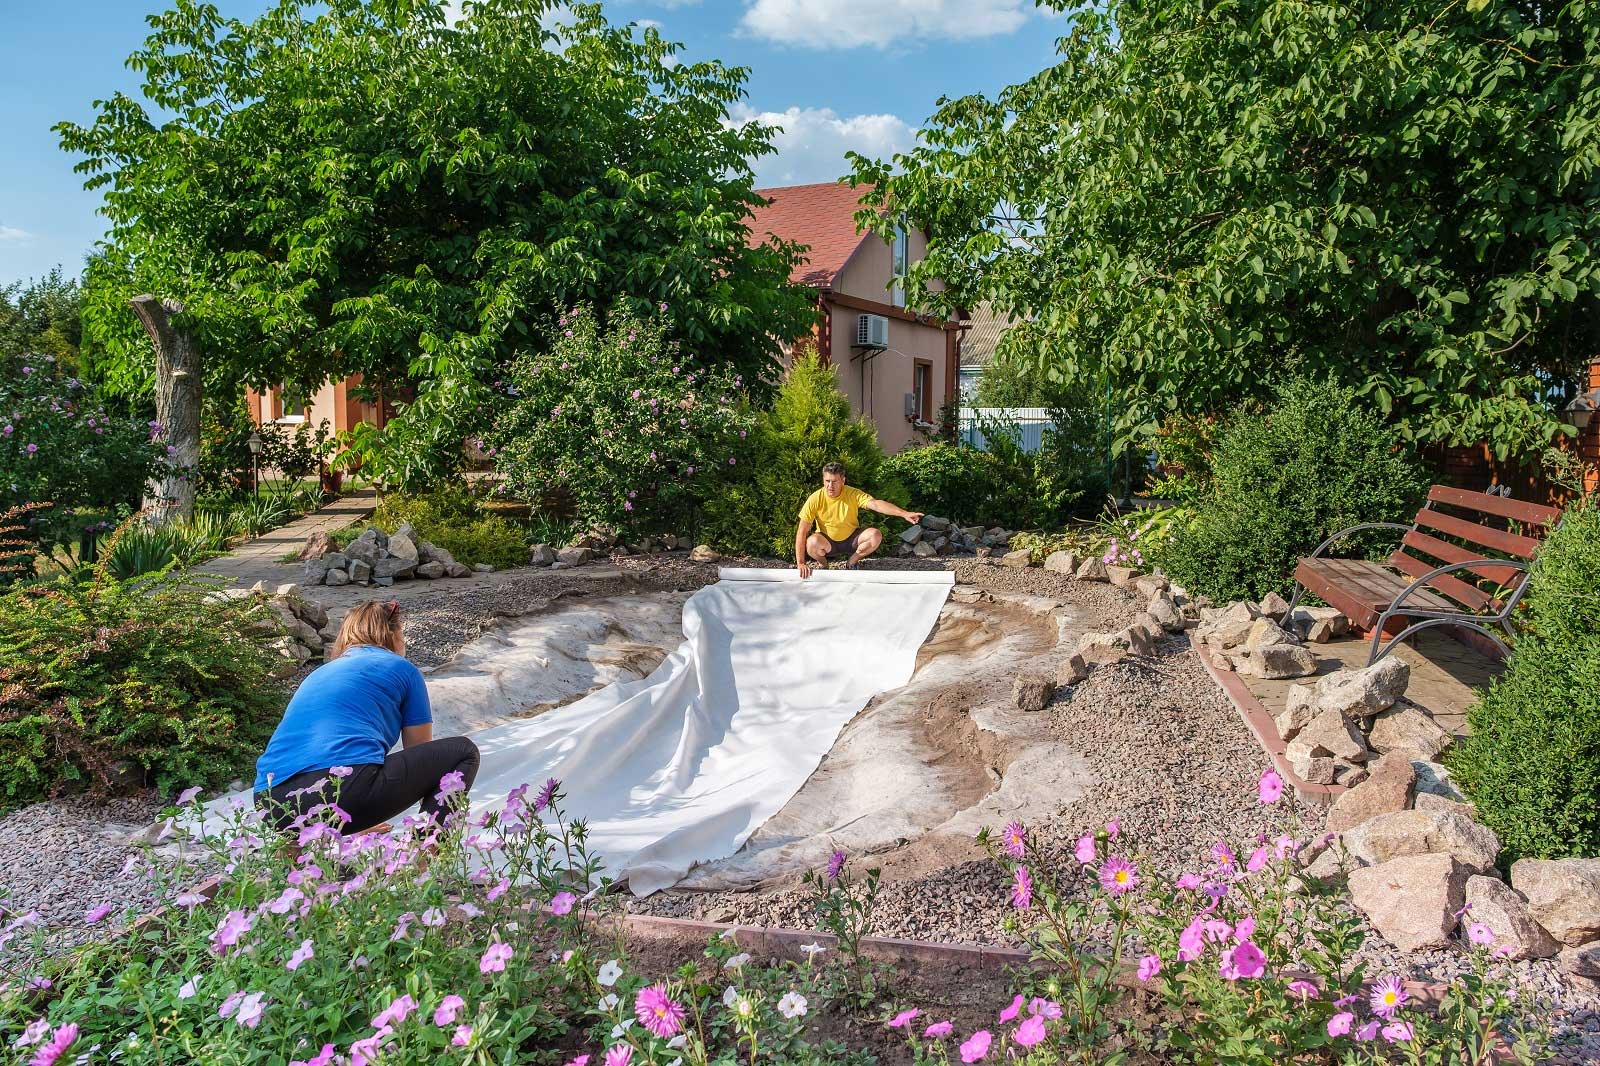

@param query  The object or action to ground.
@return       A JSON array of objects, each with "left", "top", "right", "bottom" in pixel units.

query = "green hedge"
[
  {"left": 373, "top": 488, "right": 529, "bottom": 570},
  {"left": 0, "top": 566, "right": 284, "bottom": 806},
  {"left": 1159, "top": 378, "right": 1428, "bottom": 603},
  {"left": 1450, "top": 495, "right": 1600, "bottom": 862}
]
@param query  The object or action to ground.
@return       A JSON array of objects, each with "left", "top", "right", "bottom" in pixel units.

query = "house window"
[
  {"left": 913, "top": 360, "right": 932, "bottom": 422},
  {"left": 267, "top": 385, "right": 307, "bottom": 423},
  {"left": 891, "top": 220, "right": 908, "bottom": 308}
]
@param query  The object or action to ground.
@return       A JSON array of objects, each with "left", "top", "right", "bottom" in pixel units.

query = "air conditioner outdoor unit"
[{"left": 855, "top": 313, "right": 889, "bottom": 349}]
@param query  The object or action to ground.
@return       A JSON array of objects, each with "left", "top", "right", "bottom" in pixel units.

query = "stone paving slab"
[{"left": 192, "top": 489, "right": 378, "bottom": 589}]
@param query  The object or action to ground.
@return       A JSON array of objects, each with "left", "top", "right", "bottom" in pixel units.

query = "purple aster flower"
[{"left": 825, "top": 850, "right": 846, "bottom": 881}]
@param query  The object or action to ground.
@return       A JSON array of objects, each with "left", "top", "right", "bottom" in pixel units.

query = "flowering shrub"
[
  {"left": 802, "top": 850, "right": 884, "bottom": 1007},
  {"left": 0, "top": 352, "right": 162, "bottom": 554},
  {"left": 492, "top": 306, "right": 757, "bottom": 534}
]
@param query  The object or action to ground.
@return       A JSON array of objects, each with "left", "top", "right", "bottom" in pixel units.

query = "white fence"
[{"left": 957, "top": 407, "right": 1052, "bottom": 454}]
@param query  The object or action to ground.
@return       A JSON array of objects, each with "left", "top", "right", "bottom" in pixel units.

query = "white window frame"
[
  {"left": 891, "top": 219, "right": 908, "bottom": 308},
  {"left": 268, "top": 385, "right": 308, "bottom": 424}
]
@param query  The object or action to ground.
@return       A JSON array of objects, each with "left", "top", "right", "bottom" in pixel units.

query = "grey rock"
[
  {"left": 324, "top": 567, "right": 350, "bottom": 587},
  {"left": 348, "top": 559, "right": 372, "bottom": 583},
  {"left": 1146, "top": 593, "right": 1183, "bottom": 633},
  {"left": 1043, "top": 550, "right": 1080, "bottom": 575},
  {"left": 300, "top": 559, "right": 328, "bottom": 586},
  {"left": 1312, "top": 658, "right": 1411, "bottom": 719},
  {"left": 900, "top": 525, "right": 924, "bottom": 545},
  {"left": 1075, "top": 557, "right": 1109, "bottom": 581},
  {"left": 444, "top": 561, "right": 470, "bottom": 578},
  {"left": 557, "top": 546, "right": 594, "bottom": 566},
  {"left": 1012, "top": 674, "right": 1056, "bottom": 711},
  {"left": 1411, "top": 761, "right": 1468, "bottom": 803},
  {"left": 1001, "top": 549, "right": 1033, "bottom": 568},
  {"left": 299, "top": 530, "right": 333, "bottom": 559},
  {"left": 1511, "top": 857, "right": 1600, "bottom": 946},
  {"left": 1298, "top": 707, "right": 1370, "bottom": 762},
  {"left": 912, "top": 541, "right": 937, "bottom": 558},
  {"left": 1348, "top": 853, "right": 1469, "bottom": 952},
  {"left": 1464, "top": 875, "right": 1560, "bottom": 960},
  {"left": 1197, "top": 616, "right": 1257, "bottom": 651},
  {"left": 322, "top": 552, "right": 348, "bottom": 571},
  {"left": 1368, "top": 703, "right": 1452, "bottom": 760},
  {"left": 529, "top": 544, "right": 557, "bottom": 566},
  {"left": 386, "top": 533, "right": 420, "bottom": 564},
  {"left": 921, "top": 515, "right": 951, "bottom": 531},
  {"left": 415, "top": 561, "right": 446, "bottom": 580},
  {"left": 344, "top": 532, "right": 382, "bottom": 566},
  {"left": 1233, "top": 643, "right": 1318, "bottom": 679},
  {"left": 473, "top": 563, "right": 496, "bottom": 573},
  {"left": 373, "top": 576, "right": 394, "bottom": 588},
  {"left": 1344, "top": 808, "right": 1501, "bottom": 873},
  {"left": 373, "top": 556, "right": 415, "bottom": 581}
]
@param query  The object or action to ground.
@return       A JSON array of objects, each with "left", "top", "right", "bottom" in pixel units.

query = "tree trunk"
[{"left": 130, "top": 295, "right": 202, "bottom": 523}]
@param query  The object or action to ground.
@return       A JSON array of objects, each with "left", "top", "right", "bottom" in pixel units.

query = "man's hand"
[
  {"left": 797, "top": 559, "right": 813, "bottom": 579},
  {"left": 906, "top": 511, "right": 924, "bottom": 524}
]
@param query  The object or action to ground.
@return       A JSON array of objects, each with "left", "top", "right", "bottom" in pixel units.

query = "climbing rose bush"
[{"left": 491, "top": 306, "right": 757, "bottom": 534}]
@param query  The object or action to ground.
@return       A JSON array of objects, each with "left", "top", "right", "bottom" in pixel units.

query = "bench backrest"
[{"left": 1389, "top": 486, "right": 1563, "bottom": 613}]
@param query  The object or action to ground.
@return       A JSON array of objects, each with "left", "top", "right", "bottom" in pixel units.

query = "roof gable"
[{"left": 747, "top": 182, "right": 876, "bottom": 288}]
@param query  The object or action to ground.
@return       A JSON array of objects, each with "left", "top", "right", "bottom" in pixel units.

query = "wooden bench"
[{"left": 1287, "top": 486, "right": 1563, "bottom": 664}]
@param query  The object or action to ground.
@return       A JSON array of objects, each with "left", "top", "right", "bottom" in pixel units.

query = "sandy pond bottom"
[{"left": 423, "top": 583, "right": 1109, "bottom": 896}]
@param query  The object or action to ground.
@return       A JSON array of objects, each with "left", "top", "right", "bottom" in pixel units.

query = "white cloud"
[
  {"left": 730, "top": 104, "right": 914, "bottom": 187},
  {"left": 0, "top": 226, "right": 33, "bottom": 243},
  {"left": 442, "top": 0, "right": 464, "bottom": 24},
  {"left": 739, "top": 0, "right": 1033, "bottom": 49},
  {"left": 636, "top": 18, "right": 663, "bottom": 29}
]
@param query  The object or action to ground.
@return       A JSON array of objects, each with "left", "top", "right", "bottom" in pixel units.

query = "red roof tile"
[{"left": 747, "top": 182, "right": 875, "bottom": 288}]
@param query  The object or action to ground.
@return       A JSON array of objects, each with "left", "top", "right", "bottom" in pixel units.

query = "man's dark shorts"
[{"left": 819, "top": 529, "right": 865, "bottom": 559}]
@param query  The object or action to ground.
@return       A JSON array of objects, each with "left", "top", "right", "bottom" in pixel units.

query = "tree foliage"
[
  {"left": 60, "top": 0, "right": 814, "bottom": 486},
  {"left": 850, "top": 0, "right": 1600, "bottom": 458},
  {"left": 0, "top": 269, "right": 96, "bottom": 377}
]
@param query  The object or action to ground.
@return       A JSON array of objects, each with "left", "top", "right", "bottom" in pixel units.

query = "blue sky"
[{"left": 0, "top": 0, "right": 1065, "bottom": 288}]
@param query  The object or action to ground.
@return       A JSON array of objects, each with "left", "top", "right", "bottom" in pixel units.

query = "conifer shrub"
[
  {"left": 1450, "top": 494, "right": 1600, "bottom": 862},
  {"left": 1159, "top": 379, "right": 1428, "bottom": 603},
  {"left": 0, "top": 542, "right": 284, "bottom": 807},
  {"left": 703, "top": 353, "right": 906, "bottom": 557}
]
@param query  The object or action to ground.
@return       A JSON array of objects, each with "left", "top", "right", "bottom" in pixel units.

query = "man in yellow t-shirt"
[{"left": 795, "top": 461, "right": 923, "bottom": 578}]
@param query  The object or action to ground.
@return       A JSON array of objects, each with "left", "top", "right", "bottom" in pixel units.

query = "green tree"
[
  {"left": 849, "top": 0, "right": 1600, "bottom": 458},
  {"left": 703, "top": 353, "right": 904, "bottom": 557},
  {"left": 59, "top": 0, "right": 814, "bottom": 487},
  {"left": 0, "top": 268, "right": 92, "bottom": 374}
]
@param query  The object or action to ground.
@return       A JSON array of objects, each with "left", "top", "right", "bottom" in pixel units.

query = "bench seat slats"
[
  {"left": 1398, "top": 531, "right": 1525, "bottom": 586},
  {"left": 1387, "top": 550, "right": 1495, "bottom": 612},
  {"left": 1293, "top": 557, "right": 1462, "bottom": 632}
]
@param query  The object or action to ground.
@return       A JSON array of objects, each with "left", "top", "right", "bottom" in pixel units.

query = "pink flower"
[
  {"left": 923, "top": 1020, "right": 954, "bottom": 1038},
  {"left": 329, "top": 765, "right": 353, "bottom": 778},
  {"left": 287, "top": 938, "right": 315, "bottom": 971},
  {"left": 480, "top": 942, "right": 513, "bottom": 974},
  {"left": 210, "top": 909, "right": 254, "bottom": 953},
  {"left": 959, "top": 1029, "right": 992, "bottom": 1062},
  {"left": 1028, "top": 998, "right": 1061, "bottom": 1019},
  {"left": 1327, "top": 1011, "right": 1354, "bottom": 1037},
  {"left": 176, "top": 785, "right": 203, "bottom": 805},
  {"left": 1010, "top": 866, "right": 1033, "bottom": 910},
  {"left": 1178, "top": 917, "right": 1205, "bottom": 961},
  {"left": 436, "top": 771, "right": 467, "bottom": 802},
  {"left": 452, "top": 1025, "right": 473, "bottom": 1047},
  {"left": 1176, "top": 872, "right": 1202, "bottom": 890},
  {"left": 1370, "top": 976, "right": 1407, "bottom": 1018},
  {"left": 1136, "top": 954, "right": 1161, "bottom": 981},
  {"left": 1233, "top": 916, "right": 1256, "bottom": 942},
  {"left": 1245, "top": 846, "right": 1269, "bottom": 872},
  {"left": 566, "top": 1058, "right": 591, "bottom": 1066},
  {"left": 1467, "top": 922, "right": 1495, "bottom": 945},
  {"left": 534, "top": 777, "right": 560, "bottom": 812},
  {"left": 826, "top": 850, "right": 846, "bottom": 881},
  {"left": 1229, "top": 940, "right": 1266, "bottom": 979},
  {"left": 1381, "top": 1021, "right": 1414, "bottom": 1044},
  {"left": 1273, "top": 834, "right": 1297, "bottom": 859},
  {"left": 1356, "top": 1020, "right": 1381, "bottom": 1041},
  {"left": 1203, "top": 919, "right": 1232, "bottom": 943},
  {"left": 1105, "top": 818, "right": 1120, "bottom": 838},
  {"left": 604, "top": 1046, "right": 633, "bottom": 1066},
  {"left": 373, "top": 994, "right": 417, "bottom": 1029},
  {"left": 1286, "top": 980, "right": 1319, "bottom": 1000},
  {"left": 290, "top": 1043, "right": 338, "bottom": 1066},
  {"left": 888, "top": 1008, "right": 920, "bottom": 1029},
  {"left": 1258, "top": 768, "right": 1284, "bottom": 804},
  {"left": 1014, "top": 1013, "right": 1046, "bottom": 1048},
  {"left": 1000, "top": 821, "right": 1026, "bottom": 858},
  {"left": 1098, "top": 855, "right": 1138, "bottom": 895},
  {"left": 84, "top": 903, "right": 112, "bottom": 924},
  {"left": 635, "top": 983, "right": 687, "bottom": 1038},
  {"left": 550, "top": 891, "right": 577, "bottom": 916},
  {"left": 27, "top": 1023, "right": 77, "bottom": 1066},
  {"left": 998, "top": 994, "right": 1024, "bottom": 1023},
  {"left": 236, "top": 992, "right": 267, "bottom": 1029},
  {"left": 1074, "top": 834, "right": 1096, "bottom": 864},
  {"left": 487, "top": 878, "right": 510, "bottom": 901},
  {"left": 434, "top": 995, "right": 466, "bottom": 1026}
]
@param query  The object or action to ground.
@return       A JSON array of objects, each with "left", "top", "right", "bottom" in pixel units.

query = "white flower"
[
  {"left": 722, "top": 985, "right": 738, "bottom": 1008},
  {"left": 609, "top": 1019, "right": 634, "bottom": 1039},
  {"left": 778, "top": 992, "right": 808, "bottom": 1019},
  {"left": 735, "top": 997, "right": 754, "bottom": 1019},
  {"left": 667, "top": 1035, "right": 686, "bottom": 1049},
  {"left": 717, "top": 927, "right": 739, "bottom": 940},
  {"left": 597, "top": 960, "right": 623, "bottom": 987},
  {"left": 598, "top": 994, "right": 619, "bottom": 1012},
  {"left": 723, "top": 952, "right": 751, "bottom": 970},
  {"left": 799, "top": 943, "right": 827, "bottom": 958},
  {"left": 178, "top": 976, "right": 200, "bottom": 1000}
]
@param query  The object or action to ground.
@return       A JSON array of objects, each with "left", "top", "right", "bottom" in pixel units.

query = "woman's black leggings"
[{"left": 258, "top": 736, "right": 481, "bottom": 834}]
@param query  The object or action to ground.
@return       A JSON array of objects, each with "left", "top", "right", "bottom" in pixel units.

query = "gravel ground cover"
[{"left": 4, "top": 550, "right": 1595, "bottom": 1060}]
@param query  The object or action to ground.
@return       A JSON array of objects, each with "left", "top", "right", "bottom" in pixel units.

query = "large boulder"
[
  {"left": 1275, "top": 684, "right": 1318, "bottom": 742},
  {"left": 324, "top": 568, "right": 350, "bottom": 587},
  {"left": 1344, "top": 808, "right": 1501, "bottom": 873},
  {"left": 900, "top": 525, "right": 925, "bottom": 545},
  {"left": 921, "top": 514, "right": 951, "bottom": 531},
  {"left": 1243, "top": 618, "right": 1299, "bottom": 651},
  {"left": 557, "top": 546, "right": 594, "bottom": 566},
  {"left": 529, "top": 544, "right": 557, "bottom": 566},
  {"left": 344, "top": 531, "right": 383, "bottom": 566},
  {"left": 348, "top": 559, "right": 373, "bottom": 584},
  {"left": 301, "top": 557, "right": 330, "bottom": 586},
  {"left": 386, "top": 533, "right": 420, "bottom": 564},
  {"left": 1368, "top": 703, "right": 1452, "bottom": 760},
  {"left": 1326, "top": 754, "right": 1416, "bottom": 833},
  {"left": 1348, "top": 853, "right": 1469, "bottom": 952},
  {"left": 1310, "top": 658, "right": 1411, "bottom": 719},
  {"left": 1463, "top": 875, "right": 1560, "bottom": 960},
  {"left": 1012, "top": 675, "right": 1056, "bottom": 711},
  {"left": 1233, "top": 643, "right": 1318, "bottom": 679},
  {"left": 1297, "top": 707, "right": 1370, "bottom": 762},
  {"left": 912, "top": 541, "right": 938, "bottom": 558},
  {"left": 415, "top": 561, "right": 446, "bottom": 580},
  {"left": 372, "top": 556, "right": 415, "bottom": 581},
  {"left": 1560, "top": 941, "right": 1600, "bottom": 979},
  {"left": 1510, "top": 858, "right": 1600, "bottom": 946},
  {"left": 1001, "top": 549, "right": 1033, "bottom": 568},
  {"left": 1146, "top": 593, "right": 1183, "bottom": 633},
  {"left": 1043, "top": 550, "right": 1080, "bottom": 575}
]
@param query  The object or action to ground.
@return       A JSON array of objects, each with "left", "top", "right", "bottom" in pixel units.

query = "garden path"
[{"left": 191, "top": 488, "right": 378, "bottom": 588}]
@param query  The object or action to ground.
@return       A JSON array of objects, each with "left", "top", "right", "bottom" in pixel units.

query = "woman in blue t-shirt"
[{"left": 255, "top": 599, "right": 479, "bottom": 833}]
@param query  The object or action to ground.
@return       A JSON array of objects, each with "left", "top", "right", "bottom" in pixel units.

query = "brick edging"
[{"left": 1191, "top": 641, "right": 1344, "bottom": 807}]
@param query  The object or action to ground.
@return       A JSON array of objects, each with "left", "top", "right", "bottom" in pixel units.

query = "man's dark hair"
[{"left": 822, "top": 461, "right": 846, "bottom": 477}]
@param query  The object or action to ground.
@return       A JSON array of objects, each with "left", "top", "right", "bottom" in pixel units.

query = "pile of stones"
[
  {"left": 526, "top": 525, "right": 704, "bottom": 570},
  {"left": 213, "top": 581, "right": 337, "bottom": 675},
  {"left": 896, "top": 518, "right": 1013, "bottom": 558},
  {"left": 300, "top": 524, "right": 487, "bottom": 587},
  {"left": 1274, "top": 657, "right": 1454, "bottom": 787},
  {"left": 1190, "top": 593, "right": 1351, "bottom": 680}
]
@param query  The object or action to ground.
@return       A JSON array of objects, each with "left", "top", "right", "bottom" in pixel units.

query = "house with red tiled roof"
[
  {"left": 246, "top": 182, "right": 958, "bottom": 456},
  {"left": 748, "top": 182, "right": 960, "bottom": 453}
]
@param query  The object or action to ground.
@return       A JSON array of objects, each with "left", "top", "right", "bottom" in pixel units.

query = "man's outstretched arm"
[{"left": 863, "top": 498, "right": 923, "bottom": 524}]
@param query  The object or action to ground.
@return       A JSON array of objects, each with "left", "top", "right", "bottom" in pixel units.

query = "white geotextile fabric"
[{"left": 467, "top": 567, "right": 953, "bottom": 895}]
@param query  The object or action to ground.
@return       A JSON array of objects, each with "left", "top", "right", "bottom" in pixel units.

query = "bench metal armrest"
[
  {"left": 1306, "top": 522, "right": 1412, "bottom": 561},
  {"left": 1388, "top": 558, "right": 1529, "bottom": 617}
]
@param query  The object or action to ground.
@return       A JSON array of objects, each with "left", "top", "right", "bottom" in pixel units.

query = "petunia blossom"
[
  {"left": 998, "top": 994, "right": 1024, "bottom": 1023},
  {"left": 923, "top": 1020, "right": 954, "bottom": 1038},
  {"left": 1327, "top": 1011, "right": 1354, "bottom": 1037},
  {"left": 959, "top": 1029, "right": 992, "bottom": 1063},
  {"left": 888, "top": 1008, "right": 920, "bottom": 1029},
  {"left": 1137, "top": 954, "right": 1162, "bottom": 981},
  {"left": 434, "top": 995, "right": 466, "bottom": 1027},
  {"left": 1258, "top": 768, "right": 1284, "bottom": 804},
  {"left": 1014, "top": 1014, "right": 1046, "bottom": 1048},
  {"left": 480, "top": 942, "right": 514, "bottom": 974}
]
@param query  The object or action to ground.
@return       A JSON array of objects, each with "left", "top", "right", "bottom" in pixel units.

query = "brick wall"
[{"left": 1583, "top": 358, "right": 1600, "bottom": 496}]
